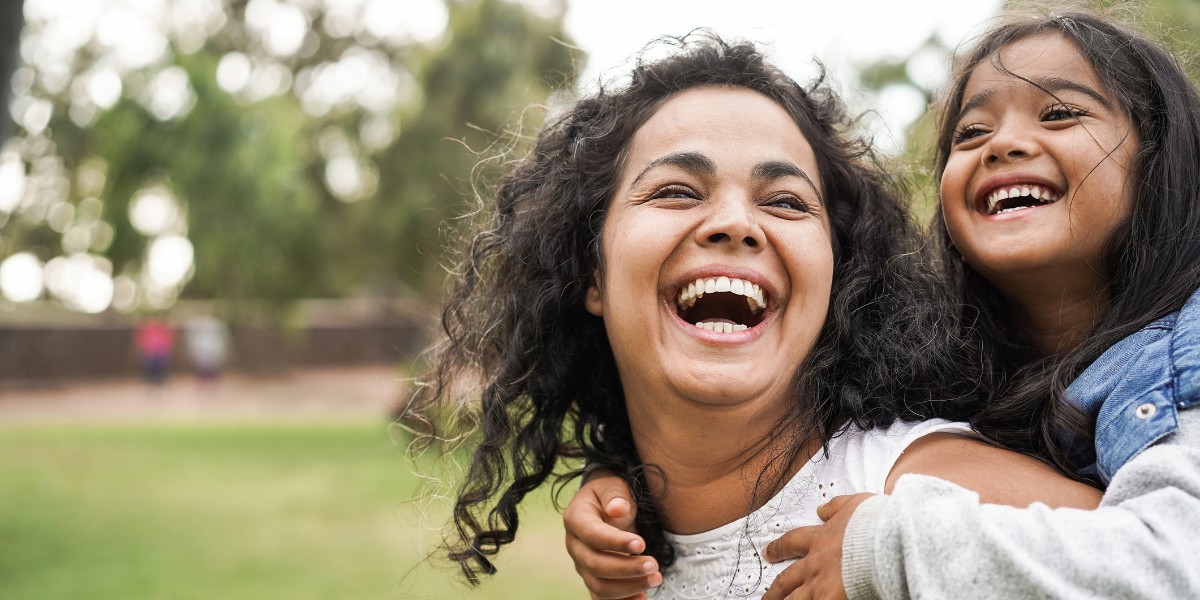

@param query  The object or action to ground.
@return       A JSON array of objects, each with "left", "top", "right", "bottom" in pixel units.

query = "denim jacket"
[{"left": 1066, "top": 287, "right": 1200, "bottom": 484}]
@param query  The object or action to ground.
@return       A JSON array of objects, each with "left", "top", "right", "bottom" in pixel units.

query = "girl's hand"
[
  {"left": 760, "top": 493, "right": 874, "bottom": 600},
  {"left": 565, "top": 469, "right": 662, "bottom": 599}
]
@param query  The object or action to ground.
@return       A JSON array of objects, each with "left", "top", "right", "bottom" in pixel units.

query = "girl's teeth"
[{"left": 986, "top": 185, "right": 1059, "bottom": 214}]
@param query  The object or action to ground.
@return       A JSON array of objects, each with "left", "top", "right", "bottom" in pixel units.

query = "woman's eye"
[
  {"left": 651, "top": 185, "right": 698, "bottom": 200},
  {"left": 763, "top": 194, "right": 808, "bottom": 212},
  {"left": 1042, "top": 104, "right": 1088, "bottom": 122}
]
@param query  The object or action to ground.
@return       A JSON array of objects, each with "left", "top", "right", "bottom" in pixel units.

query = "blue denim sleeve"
[
  {"left": 1067, "top": 288, "right": 1200, "bottom": 483},
  {"left": 1170, "top": 288, "right": 1200, "bottom": 411}
]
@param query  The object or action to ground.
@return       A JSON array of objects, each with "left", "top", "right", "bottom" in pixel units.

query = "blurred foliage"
[
  {"left": 0, "top": 0, "right": 21, "bottom": 143},
  {"left": 1, "top": 0, "right": 577, "bottom": 317}
]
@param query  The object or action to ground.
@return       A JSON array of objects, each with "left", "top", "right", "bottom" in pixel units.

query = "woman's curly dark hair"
[
  {"left": 929, "top": 7, "right": 1200, "bottom": 477},
  {"left": 404, "top": 32, "right": 982, "bottom": 584}
]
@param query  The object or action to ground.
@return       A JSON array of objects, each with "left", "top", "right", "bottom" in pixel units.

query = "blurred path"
[{"left": 0, "top": 366, "right": 407, "bottom": 423}]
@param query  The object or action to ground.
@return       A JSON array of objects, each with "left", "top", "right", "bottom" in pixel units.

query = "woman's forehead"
[{"left": 620, "top": 87, "right": 822, "bottom": 188}]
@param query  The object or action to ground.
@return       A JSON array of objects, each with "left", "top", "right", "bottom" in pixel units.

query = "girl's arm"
[
  {"left": 763, "top": 409, "right": 1200, "bottom": 600},
  {"left": 883, "top": 432, "right": 1101, "bottom": 507}
]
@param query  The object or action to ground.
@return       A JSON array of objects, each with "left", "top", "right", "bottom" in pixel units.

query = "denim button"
[{"left": 1135, "top": 403, "right": 1157, "bottom": 419}]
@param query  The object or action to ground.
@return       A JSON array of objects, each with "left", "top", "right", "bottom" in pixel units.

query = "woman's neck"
[{"left": 625, "top": 397, "right": 819, "bottom": 535}]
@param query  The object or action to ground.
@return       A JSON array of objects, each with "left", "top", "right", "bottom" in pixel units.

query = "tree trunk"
[{"left": 0, "top": 0, "right": 24, "bottom": 144}]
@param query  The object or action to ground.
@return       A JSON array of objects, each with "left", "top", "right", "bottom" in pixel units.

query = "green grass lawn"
[{"left": 0, "top": 420, "right": 587, "bottom": 599}]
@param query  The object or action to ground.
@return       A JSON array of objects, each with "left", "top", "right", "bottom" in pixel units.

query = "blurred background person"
[
  {"left": 184, "top": 314, "right": 230, "bottom": 384},
  {"left": 134, "top": 317, "right": 173, "bottom": 386}
]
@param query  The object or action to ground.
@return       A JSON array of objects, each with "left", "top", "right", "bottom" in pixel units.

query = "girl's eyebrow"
[
  {"left": 959, "top": 75, "right": 1114, "bottom": 116},
  {"left": 630, "top": 152, "right": 821, "bottom": 199},
  {"left": 1032, "top": 76, "right": 1114, "bottom": 110}
]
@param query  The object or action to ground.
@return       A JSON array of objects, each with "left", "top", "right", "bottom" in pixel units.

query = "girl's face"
[
  {"left": 585, "top": 86, "right": 833, "bottom": 412},
  {"left": 940, "top": 33, "right": 1137, "bottom": 298}
]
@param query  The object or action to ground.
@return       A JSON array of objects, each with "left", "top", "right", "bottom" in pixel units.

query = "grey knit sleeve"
[
  {"left": 841, "top": 494, "right": 887, "bottom": 600},
  {"left": 841, "top": 409, "right": 1200, "bottom": 600}
]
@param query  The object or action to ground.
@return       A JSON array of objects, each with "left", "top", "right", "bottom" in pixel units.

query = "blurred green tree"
[
  {"left": 0, "top": 0, "right": 577, "bottom": 317},
  {"left": 0, "top": 0, "right": 22, "bottom": 143}
]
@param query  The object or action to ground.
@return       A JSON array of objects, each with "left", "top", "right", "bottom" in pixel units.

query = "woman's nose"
[{"left": 695, "top": 195, "right": 762, "bottom": 249}]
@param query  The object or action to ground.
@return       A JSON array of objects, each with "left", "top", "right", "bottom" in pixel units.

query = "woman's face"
[
  {"left": 586, "top": 86, "right": 833, "bottom": 412},
  {"left": 939, "top": 33, "right": 1137, "bottom": 298}
]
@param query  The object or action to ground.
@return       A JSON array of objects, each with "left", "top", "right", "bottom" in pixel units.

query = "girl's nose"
[
  {"left": 695, "top": 194, "right": 763, "bottom": 249},
  {"left": 982, "top": 126, "right": 1039, "bottom": 166}
]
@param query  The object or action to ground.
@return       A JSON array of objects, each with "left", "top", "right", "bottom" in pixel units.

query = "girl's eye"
[
  {"left": 952, "top": 123, "right": 988, "bottom": 144},
  {"left": 763, "top": 194, "right": 809, "bottom": 212},
  {"left": 1041, "top": 104, "right": 1088, "bottom": 122}
]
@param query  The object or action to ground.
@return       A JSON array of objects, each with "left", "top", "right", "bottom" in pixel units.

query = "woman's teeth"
[
  {"left": 676, "top": 276, "right": 765, "bottom": 312},
  {"left": 986, "top": 184, "right": 1060, "bottom": 215},
  {"left": 694, "top": 321, "right": 749, "bottom": 333}
]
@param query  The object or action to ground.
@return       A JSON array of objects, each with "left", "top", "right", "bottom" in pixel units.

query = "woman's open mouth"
[{"left": 674, "top": 276, "right": 767, "bottom": 333}]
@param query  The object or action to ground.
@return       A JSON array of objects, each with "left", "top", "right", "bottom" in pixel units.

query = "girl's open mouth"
[
  {"left": 674, "top": 276, "right": 767, "bottom": 333},
  {"left": 982, "top": 184, "right": 1061, "bottom": 215}
]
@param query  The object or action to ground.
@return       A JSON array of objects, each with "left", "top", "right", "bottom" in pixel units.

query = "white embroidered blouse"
[{"left": 649, "top": 419, "right": 975, "bottom": 600}]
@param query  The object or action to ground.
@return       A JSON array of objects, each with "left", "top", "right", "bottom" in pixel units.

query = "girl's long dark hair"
[
  {"left": 931, "top": 7, "right": 1200, "bottom": 472},
  {"left": 405, "top": 33, "right": 981, "bottom": 584}
]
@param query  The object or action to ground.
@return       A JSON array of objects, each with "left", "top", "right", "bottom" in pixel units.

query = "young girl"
[
  {"left": 405, "top": 34, "right": 1097, "bottom": 598},
  {"left": 566, "top": 9, "right": 1200, "bottom": 600}
]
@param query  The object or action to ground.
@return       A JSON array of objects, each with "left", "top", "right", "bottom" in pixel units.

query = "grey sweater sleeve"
[{"left": 841, "top": 409, "right": 1200, "bottom": 600}]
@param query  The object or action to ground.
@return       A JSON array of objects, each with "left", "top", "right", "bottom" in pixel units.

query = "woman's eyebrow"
[
  {"left": 753, "top": 160, "right": 821, "bottom": 199},
  {"left": 629, "top": 153, "right": 819, "bottom": 196},
  {"left": 630, "top": 151, "right": 715, "bottom": 187}
]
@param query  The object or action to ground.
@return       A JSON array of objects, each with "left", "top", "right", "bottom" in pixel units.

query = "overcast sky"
[{"left": 557, "top": 0, "right": 1003, "bottom": 151}]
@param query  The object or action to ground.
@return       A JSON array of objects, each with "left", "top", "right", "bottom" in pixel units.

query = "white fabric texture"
[{"left": 649, "top": 418, "right": 975, "bottom": 600}]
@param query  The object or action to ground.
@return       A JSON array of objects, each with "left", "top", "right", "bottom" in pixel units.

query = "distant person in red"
[{"left": 135, "top": 318, "right": 174, "bottom": 386}]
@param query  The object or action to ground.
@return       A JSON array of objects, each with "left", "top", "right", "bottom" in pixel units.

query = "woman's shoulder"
[{"left": 818, "top": 419, "right": 976, "bottom": 494}]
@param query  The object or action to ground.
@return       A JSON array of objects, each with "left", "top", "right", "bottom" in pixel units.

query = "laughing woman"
[{"left": 402, "top": 35, "right": 1097, "bottom": 598}]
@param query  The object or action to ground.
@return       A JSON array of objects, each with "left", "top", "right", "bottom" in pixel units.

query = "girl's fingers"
[
  {"left": 564, "top": 507, "right": 646, "bottom": 554},
  {"left": 761, "top": 560, "right": 807, "bottom": 600},
  {"left": 763, "top": 525, "right": 817, "bottom": 563},
  {"left": 815, "top": 493, "right": 862, "bottom": 521},
  {"left": 567, "top": 533, "right": 659, "bottom": 578},
  {"left": 580, "top": 570, "right": 662, "bottom": 600},
  {"left": 565, "top": 480, "right": 645, "bottom": 554},
  {"left": 573, "top": 552, "right": 661, "bottom": 600}
]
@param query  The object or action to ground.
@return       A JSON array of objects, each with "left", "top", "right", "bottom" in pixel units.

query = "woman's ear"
[{"left": 585, "top": 273, "right": 603, "bottom": 317}]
